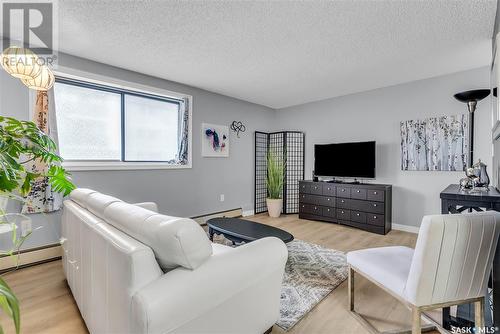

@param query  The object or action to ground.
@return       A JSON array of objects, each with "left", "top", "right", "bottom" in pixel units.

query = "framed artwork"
[
  {"left": 400, "top": 114, "right": 468, "bottom": 171},
  {"left": 201, "top": 123, "right": 229, "bottom": 157}
]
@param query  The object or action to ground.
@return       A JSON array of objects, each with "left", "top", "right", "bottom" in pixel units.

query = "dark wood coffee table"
[{"left": 207, "top": 217, "right": 294, "bottom": 245}]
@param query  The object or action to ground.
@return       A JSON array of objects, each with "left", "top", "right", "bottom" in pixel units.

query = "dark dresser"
[{"left": 299, "top": 181, "right": 392, "bottom": 234}]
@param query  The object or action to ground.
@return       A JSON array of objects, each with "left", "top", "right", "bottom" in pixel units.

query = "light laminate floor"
[{"left": 0, "top": 214, "right": 438, "bottom": 334}]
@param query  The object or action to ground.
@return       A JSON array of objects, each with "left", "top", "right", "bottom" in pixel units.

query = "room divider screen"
[{"left": 254, "top": 131, "right": 305, "bottom": 215}]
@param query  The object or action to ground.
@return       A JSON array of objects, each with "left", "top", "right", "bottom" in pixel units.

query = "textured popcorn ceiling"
[{"left": 58, "top": 0, "right": 496, "bottom": 109}]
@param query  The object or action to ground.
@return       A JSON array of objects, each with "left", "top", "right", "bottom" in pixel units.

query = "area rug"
[{"left": 211, "top": 235, "right": 348, "bottom": 331}]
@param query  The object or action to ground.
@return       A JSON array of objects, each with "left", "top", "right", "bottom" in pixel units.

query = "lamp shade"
[
  {"left": 1, "top": 46, "right": 42, "bottom": 80},
  {"left": 21, "top": 65, "right": 54, "bottom": 91}
]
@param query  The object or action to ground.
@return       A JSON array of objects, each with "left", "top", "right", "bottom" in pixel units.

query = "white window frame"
[{"left": 47, "top": 66, "right": 192, "bottom": 171}]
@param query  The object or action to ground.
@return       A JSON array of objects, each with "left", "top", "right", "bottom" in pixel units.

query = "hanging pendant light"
[
  {"left": 1, "top": 46, "right": 42, "bottom": 80},
  {"left": 21, "top": 65, "right": 54, "bottom": 91}
]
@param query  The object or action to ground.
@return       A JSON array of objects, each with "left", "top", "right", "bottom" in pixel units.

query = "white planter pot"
[{"left": 266, "top": 198, "right": 283, "bottom": 218}]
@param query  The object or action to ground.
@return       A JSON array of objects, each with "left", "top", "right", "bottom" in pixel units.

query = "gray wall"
[
  {"left": 0, "top": 53, "right": 492, "bottom": 249},
  {"left": 1, "top": 53, "right": 275, "bottom": 248},
  {"left": 274, "top": 66, "right": 492, "bottom": 228}
]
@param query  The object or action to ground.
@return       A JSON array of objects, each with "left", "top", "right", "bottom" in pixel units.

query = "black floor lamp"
[{"left": 454, "top": 89, "right": 490, "bottom": 167}]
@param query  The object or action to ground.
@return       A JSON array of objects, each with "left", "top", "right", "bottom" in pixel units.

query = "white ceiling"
[{"left": 57, "top": 0, "right": 496, "bottom": 109}]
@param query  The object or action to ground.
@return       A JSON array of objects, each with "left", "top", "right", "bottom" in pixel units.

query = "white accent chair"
[
  {"left": 347, "top": 212, "right": 500, "bottom": 334},
  {"left": 62, "top": 188, "right": 288, "bottom": 334}
]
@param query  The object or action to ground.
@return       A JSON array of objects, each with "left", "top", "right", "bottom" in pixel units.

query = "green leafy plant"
[
  {"left": 266, "top": 151, "right": 285, "bottom": 199},
  {"left": 0, "top": 277, "right": 19, "bottom": 334},
  {"left": 0, "top": 115, "right": 76, "bottom": 334}
]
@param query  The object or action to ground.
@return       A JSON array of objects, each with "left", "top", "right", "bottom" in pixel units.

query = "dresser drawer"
[
  {"left": 351, "top": 188, "right": 367, "bottom": 200},
  {"left": 320, "top": 196, "right": 335, "bottom": 207},
  {"left": 310, "top": 183, "right": 323, "bottom": 195},
  {"left": 310, "top": 204, "right": 322, "bottom": 215},
  {"left": 299, "top": 193, "right": 309, "bottom": 203},
  {"left": 300, "top": 194, "right": 323, "bottom": 205},
  {"left": 367, "top": 214, "right": 384, "bottom": 226},
  {"left": 336, "top": 186, "right": 351, "bottom": 198},
  {"left": 323, "top": 184, "right": 336, "bottom": 196},
  {"left": 337, "top": 208, "right": 350, "bottom": 220},
  {"left": 348, "top": 199, "right": 365, "bottom": 211},
  {"left": 323, "top": 206, "right": 336, "bottom": 218},
  {"left": 364, "top": 201, "right": 384, "bottom": 214},
  {"left": 300, "top": 203, "right": 322, "bottom": 214},
  {"left": 337, "top": 198, "right": 350, "bottom": 208},
  {"left": 367, "top": 189, "right": 384, "bottom": 202},
  {"left": 299, "top": 182, "right": 311, "bottom": 194},
  {"left": 299, "top": 203, "right": 310, "bottom": 213},
  {"left": 351, "top": 211, "right": 367, "bottom": 224}
]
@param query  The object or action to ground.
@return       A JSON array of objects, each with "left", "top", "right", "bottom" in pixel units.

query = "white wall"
[{"left": 274, "top": 66, "right": 492, "bottom": 227}]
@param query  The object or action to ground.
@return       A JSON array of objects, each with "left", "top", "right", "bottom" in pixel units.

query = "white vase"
[{"left": 266, "top": 198, "right": 283, "bottom": 218}]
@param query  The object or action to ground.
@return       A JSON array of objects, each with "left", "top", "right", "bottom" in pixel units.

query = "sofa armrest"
[
  {"left": 131, "top": 237, "right": 288, "bottom": 334},
  {"left": 133, "top": 202, "right": 158, "bottom": 212}
]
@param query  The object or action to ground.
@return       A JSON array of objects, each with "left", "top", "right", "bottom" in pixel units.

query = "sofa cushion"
[
  {"left": 86, "top": 192, "right": 122, "bottom": 218},
  {"left": 70, "top": 188, "right": 97, "bottom": 209},
  {"left": 104, "top": 202, "right": 212, "bottom": 270},
  {"left": 347, "top": 246, "right": 414, "bottom": 299}
]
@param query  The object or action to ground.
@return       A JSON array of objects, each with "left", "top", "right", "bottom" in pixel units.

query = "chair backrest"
[{"left": 404, "top": 211, "right": 500, "bottom": 307}]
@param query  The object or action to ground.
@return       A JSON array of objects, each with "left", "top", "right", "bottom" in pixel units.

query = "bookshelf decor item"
[{"left": 254, "top": 131, "right": 305, "bottom": 215}]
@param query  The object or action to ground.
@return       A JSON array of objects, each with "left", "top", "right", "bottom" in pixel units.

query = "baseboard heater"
[
  {"left": 0, "top": 243, "right": 62, "bottom": 274},
  {"left": 191, "top": 208, "right": 243, "bottom": 225}
]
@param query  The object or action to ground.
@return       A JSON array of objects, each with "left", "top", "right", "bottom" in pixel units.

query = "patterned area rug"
[{"left": 211, "top": 235, "right": 348, "bottom": 331}]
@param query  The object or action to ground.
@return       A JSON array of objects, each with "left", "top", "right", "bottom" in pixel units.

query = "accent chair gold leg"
[
  {"left": 475, "top": 297, "right": 485, "bottom": 330},
  {"left": 348, "top": 266, "right": 354, "bottom": 311},
  {"left": 412, "top": 307, "right": 421, "bottom": 334}
]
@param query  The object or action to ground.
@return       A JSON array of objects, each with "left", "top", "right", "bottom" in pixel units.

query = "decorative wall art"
[
  {"left": 400, "top": 114, "right": 469, "bottom": 171},
  {"left": 230, "top": 120, "right": 246, "bottom": 138},
  {"left": 202, "top": 123, "right": 229, "bottom": 157}
]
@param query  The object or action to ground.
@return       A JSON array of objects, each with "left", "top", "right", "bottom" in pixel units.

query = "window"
[{"left": 54, "top": 78, "right": 191, "bottom": 170}]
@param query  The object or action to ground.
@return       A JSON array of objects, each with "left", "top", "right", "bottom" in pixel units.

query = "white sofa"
[{"left": 61, "top": 189, "right": 288, "bottom": 334}]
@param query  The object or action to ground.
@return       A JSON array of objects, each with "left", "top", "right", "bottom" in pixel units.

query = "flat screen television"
[{"left": 314, "top": 141, "right": 376, "bottom": 179}]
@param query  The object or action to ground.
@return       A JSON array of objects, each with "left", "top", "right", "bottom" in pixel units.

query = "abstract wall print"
[
  {"left": 400, "top": 114, "right": 468, "bottom": 171},
  {"left": 202, "top": 123, "right": 229, "bottom": 157}
]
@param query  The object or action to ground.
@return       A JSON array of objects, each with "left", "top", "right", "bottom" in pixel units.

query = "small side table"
[{"left": 440, "top": 184, "right": 500, "bottom": 330}]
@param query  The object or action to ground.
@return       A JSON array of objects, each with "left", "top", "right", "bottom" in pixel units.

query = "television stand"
[{"left": 299, "top": 180, "right": 392, "bottom": 235}]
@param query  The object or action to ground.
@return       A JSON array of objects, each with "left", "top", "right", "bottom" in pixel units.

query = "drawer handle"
[
  {"left": 341, "top": 211, "right": 345, "bottom": 214},
  {"left": 314, "top": 206, "right": 317, "bottom": 210},
  {"left": 374, "top": 191, "right": 378, "bottom": 195},
  {"left": 327, "top": 198, "right": 330, "bottom": 201},
  {"left": 342, "top": 189, "right": 345, "bottom": 192},
  {"left": 302, "top": 205, "right": 305, "bottom": 208},
  {"left": 327, "top": 187, "right": 331, "bottom": 190},
  {"left": 374, "top": 216, "right": 377, "bottom": 219},
  {"left": 327, "top": 209, "right": 330, "bottom": 212},
  {"left": 373, "top": 204, "right": 377, "bottom": 207},
  {"left": 356, "top": 190, "right": 360, "bottom": 193},
  {"left": 356, "top": 213, "right": 360, "bottom": 216},
  {"left": 314, "top": 186, "right": 318, "bottom": 189},
  {"left": 341, "top": 200, "right": 345, "bottom": 203}
]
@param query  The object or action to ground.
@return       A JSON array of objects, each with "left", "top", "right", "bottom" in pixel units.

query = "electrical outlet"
[
  {"left": 21, "top": 219, "right": 32, "bottom": 237},
  {"left": 220, "top": 194, "right": 225, "bottom": 202}
]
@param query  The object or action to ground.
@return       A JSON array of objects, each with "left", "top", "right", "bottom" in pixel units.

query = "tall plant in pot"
[
  {"left": 0, "top": 116, "right": 75, "bottom": 334},
  {"left": 266, "top": 151, "right": 285, "bottom": 218}
]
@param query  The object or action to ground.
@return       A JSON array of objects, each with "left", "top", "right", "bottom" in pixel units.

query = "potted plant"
[
  {"left": 0, "top": 116, "right": 75, "bottom": 334},
  {"left": 266, "top": 151, "right": 285, "bottom": 218}
]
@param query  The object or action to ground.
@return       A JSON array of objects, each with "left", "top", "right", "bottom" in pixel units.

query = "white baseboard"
[
  {"left": 0, "top": 244, "right": 62, "bottom": 272},
  {"left": 242, "top": 210, "right": 255, "bottom": 217},
  {"left": 392, "top": 223, "right": 419, "bottom": 234}
]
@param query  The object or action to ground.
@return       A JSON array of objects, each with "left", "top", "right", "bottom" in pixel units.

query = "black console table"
[
  {"left": 440, "top": 184, "right": 500, "bottom": 329},
  {"left": 299, "top": 181, "right": 392, "bottom": 235}
]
